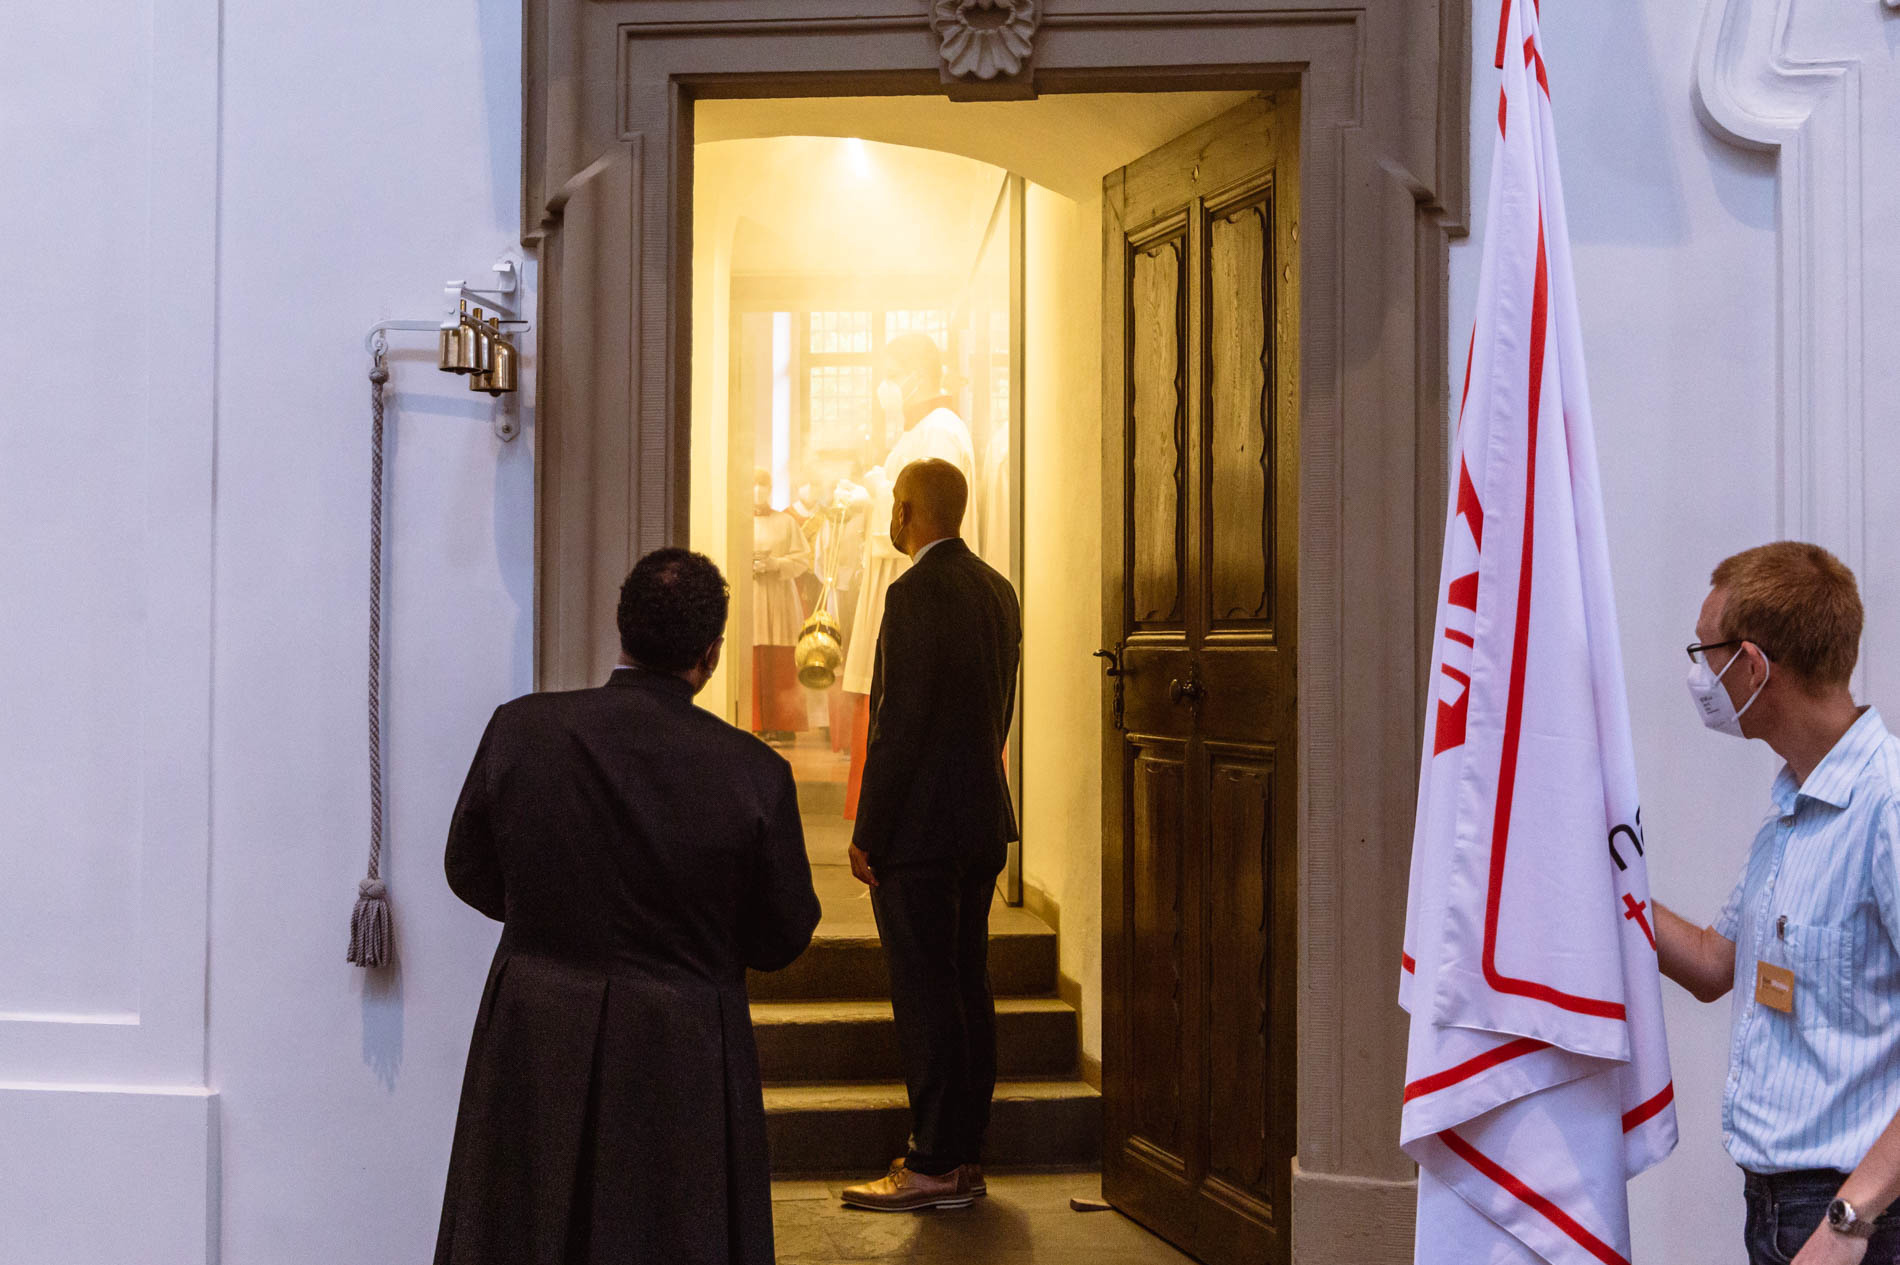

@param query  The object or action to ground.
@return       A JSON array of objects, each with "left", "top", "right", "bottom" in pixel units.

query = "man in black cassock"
[
  {"left": 433, "top": 548, "right": 821, "bottom": 1265},
  {"left": 840, "top": 459, "right": 1022, "bottom": 1212}
]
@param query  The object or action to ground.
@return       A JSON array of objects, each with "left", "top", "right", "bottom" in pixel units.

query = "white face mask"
[
  {"left": 876, "top": 379, "right": 904, "bottom": 413},
  {"left": 1687, "top": 645, "right": 1769, "bottom": 738}
]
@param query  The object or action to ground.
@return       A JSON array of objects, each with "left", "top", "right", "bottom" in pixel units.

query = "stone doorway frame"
[{"left": 521, "top": 3, "right": 1467, "bottom": 1258}]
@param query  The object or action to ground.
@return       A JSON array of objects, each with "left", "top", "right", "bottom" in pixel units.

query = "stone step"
[
  {"left": 752, "top": 996, "right": 1078, "bottom": 1082},
  {"left": 747, "top": 924, "right": 1057, "bottom": 1001},
  {"left": 797, "top": 778, "right": 847, "bottom": 818},
  {"left": 764, "top": 1079, "right": 1102, "bottom": 1173},
  {"left": 749, "top": 866, "right": 1060, "bottom": 1001}
]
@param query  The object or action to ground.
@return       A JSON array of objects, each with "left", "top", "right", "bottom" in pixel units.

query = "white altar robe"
[{"left": 840, "top": 405, "right": 976, "bottom": 696}]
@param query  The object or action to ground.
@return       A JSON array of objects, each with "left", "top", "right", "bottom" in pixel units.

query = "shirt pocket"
[{"left": 1778, "top": 920, "right": 1855, "bottom": 1032}]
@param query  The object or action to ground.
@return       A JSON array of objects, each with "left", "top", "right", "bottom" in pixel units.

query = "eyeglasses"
[{"left": 1685, "top": 639, "right": 1743, "bottom": 665}]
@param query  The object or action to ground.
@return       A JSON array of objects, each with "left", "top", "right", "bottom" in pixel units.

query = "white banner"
[{"left": 1399, "top": 2, "right": 1677, "bottom": 1262}]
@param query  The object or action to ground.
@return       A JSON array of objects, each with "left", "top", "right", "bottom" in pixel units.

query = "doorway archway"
[{"left": 523, "top": 5, "right": 1466, "bottom": 1260}]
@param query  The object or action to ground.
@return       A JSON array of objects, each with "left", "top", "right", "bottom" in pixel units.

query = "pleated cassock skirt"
[{"left": 434, "top": 952, "right": 775, "bottom": 1265}]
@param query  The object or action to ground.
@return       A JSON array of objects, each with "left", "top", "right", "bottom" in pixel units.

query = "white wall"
[
  {"left": 209, "top": 2, "right": 530, "bottom": 1263},
  {"left": 1021, "top": 183, "right": 1106, "bottom": 1070},
  {"left": 1454, "top": 2, "right": 1898, "bottom": 1259},
  {"left": 3, "top": 3, "right": 219, "bottom": 1261}
]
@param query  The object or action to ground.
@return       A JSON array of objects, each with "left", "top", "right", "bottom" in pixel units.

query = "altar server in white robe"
[
  {"left": 834, "top": 333, "right": 975, "bottom": 815},
  {"left": 750, "top": 469, "right": 812, "bottom": 742}
]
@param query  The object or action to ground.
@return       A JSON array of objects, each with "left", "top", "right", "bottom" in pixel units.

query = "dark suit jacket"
[
  {"left": 852, "top": 537, "right": 1022, "bottom": 873},
  {"left": 435, "top": 668, "right": 820, "bottom": 1265}
]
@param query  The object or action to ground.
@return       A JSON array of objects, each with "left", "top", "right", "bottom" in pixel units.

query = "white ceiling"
[
  {"left": 698, "top": 136, "right": 1006, "bottom": 279},
  {"left": 695, "top": 90, "right": 1258, "bottom": 203}
]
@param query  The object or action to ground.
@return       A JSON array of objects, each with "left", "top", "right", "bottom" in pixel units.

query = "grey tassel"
[
  {"left": 351, "top": 339, "right": 395, "bottom": 968},
  {"left": 349, "top": 878, "right": 393, "bottom": 968}
]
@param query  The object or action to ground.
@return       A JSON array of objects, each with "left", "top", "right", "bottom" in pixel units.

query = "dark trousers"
[
  {"left": 869, "top": 861, "right": 1000, "bottom": 1176},
  {"left": 1744, "top": 1168, "right": 1900, "bottom": 1265}
]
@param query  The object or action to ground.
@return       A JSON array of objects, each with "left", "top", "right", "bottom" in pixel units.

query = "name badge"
[{"left": 1755, "top": 961, "right": 1795, "bottom": 1014}]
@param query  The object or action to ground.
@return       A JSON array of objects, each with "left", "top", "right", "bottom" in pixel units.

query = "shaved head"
[{"left": 891, "top": 458, "right": 967, "bottom": 555}]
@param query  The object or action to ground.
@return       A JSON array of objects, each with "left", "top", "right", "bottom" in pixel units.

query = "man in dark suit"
[
  {"left": 435, "top": 548, "right": 821, "bottom": 1265},
  {"left": 841, "top": 458, "right": 1022, "bottom": 1212}
]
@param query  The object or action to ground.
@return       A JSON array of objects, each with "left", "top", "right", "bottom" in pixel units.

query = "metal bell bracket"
[
  {"left": 363, "top": 258, "right": 530, "bottom": 442},
  {"left": 443, "top": 259, "right": 520, "bottom": 312}
]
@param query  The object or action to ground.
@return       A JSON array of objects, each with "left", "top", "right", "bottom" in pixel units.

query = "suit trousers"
[{"left": 869, "top": 860, "right": 1001, "bottom": 1176}]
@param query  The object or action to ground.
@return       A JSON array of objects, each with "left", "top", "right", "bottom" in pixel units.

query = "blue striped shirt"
[{"left": 1715, "top": 706, "right": 1900, "bottom": 1173}]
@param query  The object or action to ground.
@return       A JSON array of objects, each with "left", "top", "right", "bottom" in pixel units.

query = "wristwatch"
[{"left": 1827, "top": 1197, "right": 1877, "bottom": 1240}]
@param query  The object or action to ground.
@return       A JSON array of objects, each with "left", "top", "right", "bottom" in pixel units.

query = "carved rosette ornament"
[{"left": 931, "top": 0, "right": 1040, "bottom": 81}]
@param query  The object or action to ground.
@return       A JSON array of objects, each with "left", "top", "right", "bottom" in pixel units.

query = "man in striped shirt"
[{"left": 1657, "top": 542, "right": 1900, "bottom": 1265}]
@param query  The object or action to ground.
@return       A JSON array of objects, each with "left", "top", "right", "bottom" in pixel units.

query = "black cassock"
[{"left": 434, "top": 667, "right": 820, "bottom": 1265}]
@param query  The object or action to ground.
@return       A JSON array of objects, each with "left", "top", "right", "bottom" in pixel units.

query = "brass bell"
[
  {"left": 437, "top": 319, "right": 459, "bottom": 372},
  {"left": 470, "top": 316, "right": 518, "bottom": 396},
  {"left": 484, "top": 318, "right": 518, "bottom": 395},
  {"left": 441, "top": 300, "right": 481, "bottom": 374},
  {"left": 469, "top": 332, "right": 494, "bottom": 391},
  {"left": 468, "top": 307, "right": 494, "bottom": 375}
]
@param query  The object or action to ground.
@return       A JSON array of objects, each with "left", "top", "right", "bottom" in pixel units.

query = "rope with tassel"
[{"left": 349, "top": 334, "right": 394, "bottom": 967}]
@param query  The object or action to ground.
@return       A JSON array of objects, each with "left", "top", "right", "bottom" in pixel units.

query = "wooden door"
[{"left": 1100, "top": 94, "right": 1299, "bottom": 1265}]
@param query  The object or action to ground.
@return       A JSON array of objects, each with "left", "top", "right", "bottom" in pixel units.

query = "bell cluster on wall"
[
  {"left": 439, "top": 300, "right": 519, "bottom": 395},
  {"left": 361, "top": 258, "right": 530, "bottom": 441}
]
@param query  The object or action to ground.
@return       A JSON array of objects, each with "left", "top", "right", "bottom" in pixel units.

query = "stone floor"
[{"left": 771, "top": 1170, "right": 1196, "bottom": 1264}]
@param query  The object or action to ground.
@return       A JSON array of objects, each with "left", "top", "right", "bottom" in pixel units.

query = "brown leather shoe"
[
  {"left": 840, "top": 1162, "right": 973, "bottom": 1212},
  {"left": 887, "top": 1156, "right": 986, "bottom": 1197}
]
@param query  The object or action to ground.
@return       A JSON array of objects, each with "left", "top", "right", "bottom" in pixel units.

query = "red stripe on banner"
[
  {"left": 1403, "top": 1036, "right": 1549, "bottom": 1102},
  {"left": 1479, "top": 210, "right": 1627, "bottom": 1023},
  {"left": 1622, "top": 1082, "right": 1674, "bottom": 1133},
  {"left": 1459, "top": 324, "right": 1478, "bottom": 422},
  {"left": 1495, "top": 0, "right": 1512, "bottom": 68},
  {"left": 1402, "top": 952, "right": 1417, "bottom": 974},
  {"left": 1434, "top": 665, "right": 1473, "bottom": 756},
  {"left": 1498, "top": 88, "right": 1508, "bottom": 138},
  {"left": 1456, "top": 460, "right": 1485, "bottom": 549},
  {"left": 1525, "top": 38, "right": 1550, "bottom": 98},
  {"left": 1448, "top": 573, "right": 1479, "bottom": 612},
  {"left": 1446, "top": 628, "right": 1475, "bottom": 648},
  {"left": 1439, "top": 1130, "right": 1631, "bottom": 1265}
]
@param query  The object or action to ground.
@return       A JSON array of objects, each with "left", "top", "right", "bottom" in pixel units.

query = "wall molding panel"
[
  {"left": 0, "top": 0, "right": 221, "bottom": 1257},
  {"left": 0, "top": 1086, "right": 217, "bottom": 1265},
  {"left": 0, "top": 0, "right": 219, "bottom": 1088},
  {"left": 1693, "top": 0, "right": 1865, "bottom": 584}
]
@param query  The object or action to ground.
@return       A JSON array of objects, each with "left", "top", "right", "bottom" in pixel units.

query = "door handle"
[
  {"left": 1096, "top": 646, "right": 1126, "bottom": 731},
  {"left": 1168, "top": 675, "right": 1205, "bottom": 705}
]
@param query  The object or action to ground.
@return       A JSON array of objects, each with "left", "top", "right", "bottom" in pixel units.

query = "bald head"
[{"left": 890, "top": 459, "right": 967, "bottom": 557}]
